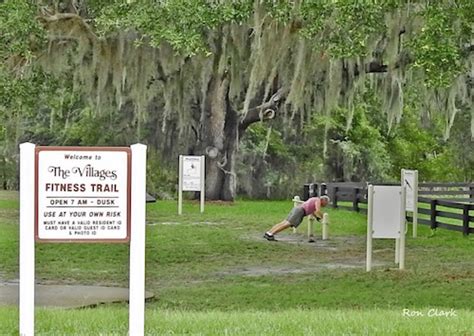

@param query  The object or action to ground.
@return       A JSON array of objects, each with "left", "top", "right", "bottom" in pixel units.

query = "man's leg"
[
  {"left": 269, "top": 220, "right": 291, "bottom": 235},
  {"left": 264, "top": 220, "right": 292, "bottom": 241}
]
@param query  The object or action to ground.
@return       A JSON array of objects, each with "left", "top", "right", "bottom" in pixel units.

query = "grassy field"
[{"left": 0, "top": 190, "right": 473, "bottom": 335}]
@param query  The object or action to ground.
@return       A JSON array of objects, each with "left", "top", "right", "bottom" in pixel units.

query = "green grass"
[
  {"left": 1, "top": 192, "right": 473, "bottom": 334},
  {"left": 1, "top": 307, "right": 473, "bottom": 335}
]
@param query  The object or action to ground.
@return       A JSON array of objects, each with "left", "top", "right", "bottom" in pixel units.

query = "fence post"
[
  {"left": 320, "top": 183, "right": 327, "bottom": 196},
  {"left": 430, "top": 199, "right": 438, "bottom": 231},
  {"left": 333, "top": 186, "right": 338, "bottom": 208},
  {"left": 462, "top": 204, "right": 470, "bottom": 236},
  {"left": 353, "top": 188, "right": 359, "bottom": 212},
  {"left": 303, "top": 184, "right": 310, "bottom": 201},
  {"left": 308, "top": 183, "right": 315, "bottom": 198}
]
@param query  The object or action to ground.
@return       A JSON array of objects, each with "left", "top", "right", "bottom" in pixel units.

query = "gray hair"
[{"left": 320, "top": 195, "right": 330, "bottom": 204}]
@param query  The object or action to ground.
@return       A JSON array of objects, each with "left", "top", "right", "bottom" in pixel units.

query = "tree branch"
[
  {"left": 37, "top": 13, "right": 98, "bottom": 43},
  {"left": 239, "top": 87, "right": 287, "bottom": 131}
]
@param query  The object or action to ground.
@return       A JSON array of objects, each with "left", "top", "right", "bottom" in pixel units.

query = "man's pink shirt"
[{"left": 301, "top": 197, "right": 321, "bottom": 216}]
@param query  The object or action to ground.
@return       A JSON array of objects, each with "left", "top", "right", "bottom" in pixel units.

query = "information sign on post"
[
  {"left": 401, "top": 169, "right": 418, "bottom": 238},
  {"left": 20, "top": 144, "right": 146, "bottom": 336},
  {"left": 178, "top": 155, "right": 205, "bottom": 214},
  {"left": 35, "top": 147, "right": 131, "bottom": 242},
  {"left": 366, "top": 185, "right": 406, "bottom": 271}
]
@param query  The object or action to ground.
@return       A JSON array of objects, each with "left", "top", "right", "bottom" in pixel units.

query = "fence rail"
[{"left": 302, "top": 182, "right": 474, "bottom": 236}]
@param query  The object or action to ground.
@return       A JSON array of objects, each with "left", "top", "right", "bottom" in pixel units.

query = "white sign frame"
[
  {"left": 402, "top": 169, "right": 418, "bottom": 238},
  {"left": 178, "top": 155, "right": 205, "bottom": 215},
  {"left": 19, "top": 143, "right": 147, "bottom": 335},
  {"left": 366, "top": 184, "right": 406, "bottom": 272}
]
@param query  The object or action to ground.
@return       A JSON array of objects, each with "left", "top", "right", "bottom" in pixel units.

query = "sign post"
[
  {"left": 366, "top": 185, "right": 406, "bottom": 271},
  {"left": 402, "top": 169, "right": 418, "bottom": 238},
  {"left": 20, "top": 143, "right": 35, "bottom": 336},
  {"left": 19, "top": 144, "right": 146, "bottom": 335},
  {"left": 129, "top": 144, "right": 147, "bottom": 335},
  {"left": 178, "top": 155, "right": 205, "bottom": 215}
]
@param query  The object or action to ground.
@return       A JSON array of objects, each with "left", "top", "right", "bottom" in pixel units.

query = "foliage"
[
  {"left": 300, "top": 1, "right": 387, "bottom": 58},
  {"left": 146, "top": 150, "right": 177, "bottom": 200},
  {"left": 238, "top": 123, "right": 293, "bottom": 198},
  {"left": 0, "top": 1, "right": 45, "bottom": 59},
  {"left": 409, "top": 3, "right": 465, "bottom": 88},
  {"left": 0, "top": 1, "right": 472, "bottom": 196},
  {"left": 94, "top": 0, "right": 253, "bottom": 55},
  {"left": 387, "top": 85, "right": 473, "bottom": 182},
  {"left": 324, "top": 103, "right": 392, "bottom": 182}
]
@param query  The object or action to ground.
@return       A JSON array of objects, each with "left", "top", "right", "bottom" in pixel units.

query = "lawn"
[{"left": 0, "top": 190, "right": 473, "bottom": 335}]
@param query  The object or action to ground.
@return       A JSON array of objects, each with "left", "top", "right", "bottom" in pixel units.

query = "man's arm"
[{"left": 313, "top": 210, "right": 323, "bottom": 221}]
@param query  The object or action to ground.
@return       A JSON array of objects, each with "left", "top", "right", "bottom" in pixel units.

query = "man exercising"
[{"left": 263, "top": 195, "right": 330, "bottom": 241}]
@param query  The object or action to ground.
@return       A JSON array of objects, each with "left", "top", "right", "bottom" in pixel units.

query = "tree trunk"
[
  {"left": 199, "top": 73, "right": 234, "bottom": 200},
  {"left": 197, "top": 78, "right": 284, "bottom": 200}
]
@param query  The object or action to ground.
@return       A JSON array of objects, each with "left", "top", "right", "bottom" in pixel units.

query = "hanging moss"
[{"left": 30, "top": 2, "right": 473, "bottom": 153}]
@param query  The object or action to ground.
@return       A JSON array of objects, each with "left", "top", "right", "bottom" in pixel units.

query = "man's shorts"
[{"left": 286, "top": 207, "right": 305, "bottom": 228}]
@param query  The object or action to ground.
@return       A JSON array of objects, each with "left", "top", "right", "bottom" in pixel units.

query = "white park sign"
[
  {"left": 401, "top": 169, "right": 419, "bottom": 237},
  {"left": 366, "top": 185, "right": 407, "bottom": 272},
  {"left": 20, "top": 143, "right": 147, "bottom": 335},
  {"left": 36, "top": 147, "right": 131, "bottom": 242},
  {"left": 181, "top": 155, "right": 203, "bottom": 191},
  {"left": 178, "top": 155, "right": 205, "bottom": 214}
]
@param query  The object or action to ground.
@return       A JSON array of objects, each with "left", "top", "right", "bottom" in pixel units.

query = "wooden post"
[
  {"left": 322, "top": 213, "right": 329, "bottom": 240},
  {"left": 129, "top": 144, "right": 147, "bottom": 336},
  {"left": 353, "top": 187, "right": 359, "bottom": 212},
  {"left": 320, "top": 183, "right": 328, "bottom": 197},
  {"left": 200, "top": 155, "right": 205, "bottom": 213},
  {"left": 303, "top": 184, "right": 310, "bottom": 201},
  {"left": 413, "top": 171, "right": 419, "bottom": 238},
  {"left": 333, "top": 186, "right": 338, "bottom": 208},
  {"left": 462, "top": 204, "right": 470, "bottom": 236},
  {"left": 366, "top": 185, "right": 374, "bottom": 272},
  {"left": 178, "top": 155, "right": 183, "bottom": 215},
  {"left": 308, "top": 216, "right": 315, "bottom": 242},
  {"left": 395, "top": 238, "right": 400, "bottom": 264},
  {"left": 430, "top": 199, "right": 438, "bottom": 230},
  {"left": 399, "top": 186, "right": 406, "bottom": 270},
  {"left": 19, "top": 143, "right": 36, "bottom": 336}
]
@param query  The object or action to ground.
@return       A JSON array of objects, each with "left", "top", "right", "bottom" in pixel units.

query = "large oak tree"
[{"left": 1, "top": 1, "right": 472, "bottom": 198}]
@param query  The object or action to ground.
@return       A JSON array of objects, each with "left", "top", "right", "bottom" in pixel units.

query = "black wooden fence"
[{"left": 302, "top": 182, "right": 474, "bottom": 236}]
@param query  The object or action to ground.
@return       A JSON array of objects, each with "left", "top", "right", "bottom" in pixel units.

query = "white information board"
[
  {"left": 36, "top": 147, "right": 130, "bottom": 242},
  {"left": 182, "top": 156, "right": 203, "bottom": 191},
  {"left": 366, "top": 184, "right": 407, "bottom": 271},
  {"left": 402, "top": 170, "right": 417, "bottom": 211},
  {"left": 178, "top": 155, "right": 205, "bottom": 214},
  {"left": 372, "top": 186, "right": 403, "bottom": 238}
]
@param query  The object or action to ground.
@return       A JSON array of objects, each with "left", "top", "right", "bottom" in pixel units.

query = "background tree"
[{"left": 0, "top": 0, "right": 472, "bottom": 198}]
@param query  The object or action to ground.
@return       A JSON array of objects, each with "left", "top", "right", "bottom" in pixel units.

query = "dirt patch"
[
  {"left": 247, "top": 232, "right": 364, "bottom": 250},
  {"left": 147, "top": 221, "right": 221, "bottom": 226},
  {"left": 217, "top": 261, "right": 387, "bottom": 277},
  {"left": 0, "top": 190, "right": 18, "bottom": 201}
]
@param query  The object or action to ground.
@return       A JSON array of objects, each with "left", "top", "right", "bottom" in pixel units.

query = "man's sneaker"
[{"left": 264, "top": 232, "right": 276, "bottom": 241}]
